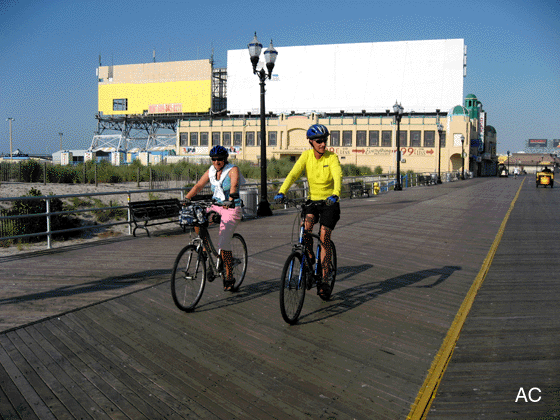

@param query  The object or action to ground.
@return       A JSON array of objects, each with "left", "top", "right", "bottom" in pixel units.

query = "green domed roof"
[
  {"left": 485, "top": 125, "right": 496, "bottom": 134},
  {"left": 452, "top": 105, "right": 469, "bottom": 115},
  {"left": 465, "top": 93, "right": 478, "bottom": 100}
]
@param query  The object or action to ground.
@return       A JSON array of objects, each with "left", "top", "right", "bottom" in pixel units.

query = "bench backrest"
[{"left": 129, "top": 199, "right": 181, "bottom": 220}]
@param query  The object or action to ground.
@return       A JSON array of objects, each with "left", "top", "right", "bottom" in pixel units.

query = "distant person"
[{"left": 543, "top": 166, "right": 552, "bottom": 173}]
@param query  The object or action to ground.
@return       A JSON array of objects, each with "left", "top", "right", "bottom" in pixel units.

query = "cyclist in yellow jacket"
[{"left": 274, "top": 124, "right": 342, "bottom": 298}]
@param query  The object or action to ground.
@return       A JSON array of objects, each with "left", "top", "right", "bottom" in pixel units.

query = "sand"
[{"left": 0, "top": 181, "right": 189, "bottom": 256}]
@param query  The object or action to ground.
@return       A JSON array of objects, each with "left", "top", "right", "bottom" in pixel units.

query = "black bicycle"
[
  {"left": 171, "top": 199, "right": 248, "bottom": 312},
  {"left": 279, "top": 199, "right": 337, "bottom": 324}
]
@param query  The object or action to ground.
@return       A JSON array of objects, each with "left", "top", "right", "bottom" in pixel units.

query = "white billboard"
[{"left": 227, "top": 38, "right": 465, "bottom": 115}]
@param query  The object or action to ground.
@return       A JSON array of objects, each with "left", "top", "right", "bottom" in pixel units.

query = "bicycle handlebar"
[
  {"left": 279, "top": 198, "right": 329, "bottom": 208},
  {"left": 182, "top": 198, "right": 235, "bottom": 208}
]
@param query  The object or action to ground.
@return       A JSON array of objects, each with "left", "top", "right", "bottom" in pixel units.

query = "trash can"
[{"left": 239, "top": 189, "right": 258, "bottom": 219}]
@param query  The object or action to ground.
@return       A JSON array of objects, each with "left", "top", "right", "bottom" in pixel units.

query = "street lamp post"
[
  {"left": 507, "top": 150, "right": 510, "bottom": 175},
  {"left": 436, "top": 109, "right": 443, "bottom": 184},
  {"left": 6, "top": 117, "right": 14, "bottom": 161},
  {"left": 59, "top": 132, "right": 63, "bottom": 152},
  {"left": 460, "top": 135, "right": 465, "bottom": 180},
  {"left": 248, "top": 32, "right": 278, "bottom": 217},
  {"left": 393, "top": 101, "right": 404, "bottom": 191}
]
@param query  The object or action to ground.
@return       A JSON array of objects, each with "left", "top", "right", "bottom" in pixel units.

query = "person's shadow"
[{"left": 298, "top": 265, "right": 461, "bottom": 324}]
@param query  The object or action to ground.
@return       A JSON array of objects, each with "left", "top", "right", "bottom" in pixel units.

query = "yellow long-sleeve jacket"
[{"left": 279, "top": 149, "right": 342, "bottom": 201}]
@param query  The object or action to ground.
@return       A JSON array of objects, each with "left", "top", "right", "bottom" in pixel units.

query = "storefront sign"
[
  {"left": 329, "top": 147, "right": 435, "bottom": 157},
  {"left": 149, "top": 103, "right": 183, "bottom": 114}
]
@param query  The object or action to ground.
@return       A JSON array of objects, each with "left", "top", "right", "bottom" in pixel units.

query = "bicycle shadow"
[
  {"left": 191, "top": 276, "right": 281, "bottom": 312},
  {"left": 0, "top": 269, "right": 171, "bottom": 306},
  {"left": 297, "top": 265, "right": 461, "bottom": 325}
]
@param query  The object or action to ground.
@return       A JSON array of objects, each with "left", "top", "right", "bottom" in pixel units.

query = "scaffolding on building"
[{"left": 92, "top": 60, "right": 227, "bottom": 155}]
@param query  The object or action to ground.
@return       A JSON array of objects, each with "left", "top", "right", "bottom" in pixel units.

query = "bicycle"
[
  {"left": 278, "top": 198, "right": 337, "bottom": 324},
  {"left": 171, "top": 199, "right": 248, "bottom": 312}
]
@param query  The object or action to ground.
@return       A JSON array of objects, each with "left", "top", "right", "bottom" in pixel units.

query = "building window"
[
  {"left": 223, "top": 132, "right": 231, "bottom": 146},
  {"left": 330, "top": 130, "right": 340, "bottom": 147},
  {"left": 246, "top": 132, "right": 255, "bottom": 147},
  {"left": 212, "top": 132, "right": 220, "bottom": 146},
  {"left": 343, "top": 131, "right": 352, "bottom": 147},
  {"left": 424, "top": 131, "right": 435, "bottom": 147},
  {"left": 268, "top": 131, "right": 277, "bottom": 146},
  {"left": 356, "top": 131, "right": 366, "bottom": 147},
  {"left": 200, "top": 132, "right": 209, "bottom": 146},
  {"left": 234, "top": 132, "right": 242, "bottom": 146},
  {"left": 369, "top": 131, "right": 379, "bottom": 147},
  {"left": 382, "top": 131, "right": 392, "bottom": 147},
  {"left": 399, "top": 131, "right": 408, "bottom": 147},
  {"left": 113, "top": 98, "right": 127, "bottom": 111},
  {"left": 439, "top": 131, "right": 446, "bottom": 148},
  {"left": 180, "top": 133, "right": 188, "bottom": 147},
  {"left": 190, "top": 132, "right": 198, "bottom": 146},
  {"left": 410, "top": 130, "right": 421, "bottom": 147}
]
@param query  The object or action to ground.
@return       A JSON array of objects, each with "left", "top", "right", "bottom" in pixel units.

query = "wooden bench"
[
  {"left": 349, "top": 182, "right": 369, "bottom": 198},
  {"left": 129, "top": 198, "right": 182, "bottom": 237},
  {"left": 418, "top": 175, "right": 432, "bottom": 186}
]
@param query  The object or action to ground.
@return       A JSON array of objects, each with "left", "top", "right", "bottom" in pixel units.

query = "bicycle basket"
[{"left": 179, "top": 204, "right": 208, "bottom": 226}]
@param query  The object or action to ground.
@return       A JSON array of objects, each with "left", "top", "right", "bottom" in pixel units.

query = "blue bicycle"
[{"left": 279, "top": 199, "right": 337, "bottom": 324}]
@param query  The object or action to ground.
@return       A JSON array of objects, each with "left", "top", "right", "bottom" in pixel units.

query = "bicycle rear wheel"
[
  {"left": 279, "top": 251, "right": 307, "bottom": 324},
  {"left": 230, "top": 233, "right": 248, "bottom": 291},
  {"left": 171, "top": 245, "right": 206, "bottom": 312}
]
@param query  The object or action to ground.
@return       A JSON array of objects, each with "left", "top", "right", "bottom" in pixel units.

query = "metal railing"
[
  {"left": 0, "top": 187, "right": 194, "bottom": 250},
  {"left": 0, "top": 172, "right": 462, "bottom": 250}
]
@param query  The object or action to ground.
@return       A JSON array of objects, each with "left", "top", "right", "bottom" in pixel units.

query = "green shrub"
[{"left": 5, "top": 188, "right": 82, "bottom": 242}]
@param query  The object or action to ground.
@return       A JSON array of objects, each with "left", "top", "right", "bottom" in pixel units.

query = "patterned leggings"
[{"left": 304, "top": 214, "right": 333, "bottom": 281}]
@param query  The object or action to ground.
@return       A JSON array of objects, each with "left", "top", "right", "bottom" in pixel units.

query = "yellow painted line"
[{"left": 407, "top": 178, "right": 526, "bottom": 420}]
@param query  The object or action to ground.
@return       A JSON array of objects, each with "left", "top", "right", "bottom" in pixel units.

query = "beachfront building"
[
  {"left": 94, "top": 38, "right": 499, "bottom": 176},
  {"left": 175, "top": 94, "right": 497, "bottom": 177}
]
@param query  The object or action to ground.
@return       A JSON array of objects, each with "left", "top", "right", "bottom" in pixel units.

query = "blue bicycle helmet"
[
  {"left": 307, "top": 124, "right": 330, "bottom": 140},
  {"left": 209, "top": 145, "right": 229, "bottom": 158}
]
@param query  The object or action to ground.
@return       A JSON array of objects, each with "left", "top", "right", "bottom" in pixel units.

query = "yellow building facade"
[
  {"left": 97, "top": 60, "right": 213, "bottom": 116},
  {"left": 176, "top": 94, "right": 498, "bottom": 176}
]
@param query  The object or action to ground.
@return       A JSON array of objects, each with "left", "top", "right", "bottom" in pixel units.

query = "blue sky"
[{"left": 1, "top": 0, "right": 558, "bottom": 155}]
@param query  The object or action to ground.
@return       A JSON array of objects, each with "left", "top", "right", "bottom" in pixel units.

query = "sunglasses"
[
  {"left": 313, "top": 138, "right": 328, "bottom": 144},
  {"left": 212, "top": 157, "right": 225, "bottom": 162}
]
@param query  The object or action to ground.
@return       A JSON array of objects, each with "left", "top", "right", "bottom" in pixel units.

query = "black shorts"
[{"left": 304, "top": 200, "right": 341, "bottom": 230}]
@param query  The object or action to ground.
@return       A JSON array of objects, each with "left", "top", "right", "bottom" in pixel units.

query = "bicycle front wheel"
[
  {"left": 279, "top": 252, "right": 307, "bottom": 325},
  {"left": 230, "top": 233, "right": 248, "bottom": 291},
  {"left": 171, "top": 245, "right": 206, "bottom": 312}
]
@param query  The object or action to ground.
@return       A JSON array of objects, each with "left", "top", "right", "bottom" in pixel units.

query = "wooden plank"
[
  {"left": 23, "top": 325, "right": 112, "bottom": 419},
  {"left": 1, "top": 178, "right": 548, "bottom": 419},
  {"left": 31, "top": 322, "right": 129, "bottom": 420},
  {"left": 0, "top": 352, "right": 38, "bottom": 420},
  {"left": 428, "top": 179, "right": 560, "bottom": 419},
  {"left": 0, "top": 334, "right": 60, "bottom": 419},
  {"left": 10, "top": 329, "right": 93, "bottom": 419},
  {"left": 41, "top": 318, "right": 145, "bottom": 419}
]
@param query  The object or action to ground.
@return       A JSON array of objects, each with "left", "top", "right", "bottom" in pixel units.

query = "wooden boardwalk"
[{"left": 0, "top": 176, "right": 557, "bottom": 419}]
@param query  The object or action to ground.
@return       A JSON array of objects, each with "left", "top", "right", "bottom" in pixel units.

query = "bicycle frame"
[
  {"left": 291, "top": 201, "right": 328, "bottom": 289},
  {"left": 190, "top": 221, "right": 225, "bottom": 282}
]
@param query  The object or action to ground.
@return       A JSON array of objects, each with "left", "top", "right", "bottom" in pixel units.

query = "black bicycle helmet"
[
  {"left": 209, "top": 145, "right": 229, "bottom": 159},
  {"left": 307, "top": 124, "right": 330, "bottom": 140}
]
